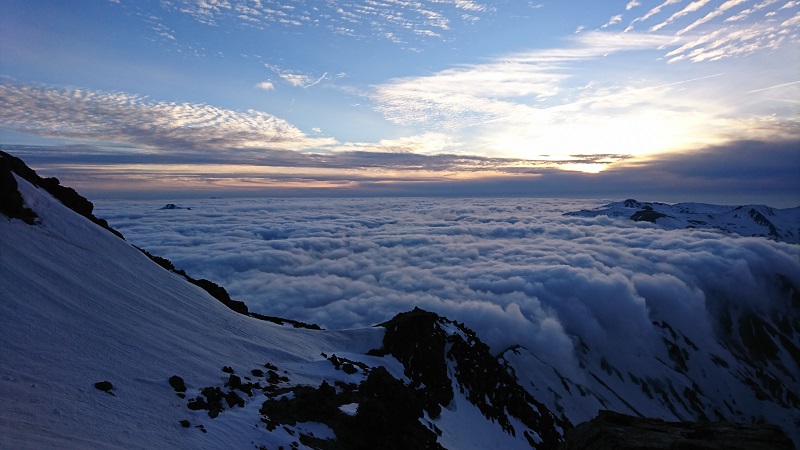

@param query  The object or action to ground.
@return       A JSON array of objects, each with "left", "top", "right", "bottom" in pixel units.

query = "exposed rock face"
[
  {"left": 371, "top": 307, "right": 571, "bottom": 449},
  {"left": 560, "top": 410, "right": 794, "bottom": 450},
  {"left": 630, "top": 205, "right": 669, "bottom": 223},
  {"left": 0, "top": 155, "right": 37, "bottom": 224},
  {"left": 0, "top": 150, "right": 124, "bottom": 239}
]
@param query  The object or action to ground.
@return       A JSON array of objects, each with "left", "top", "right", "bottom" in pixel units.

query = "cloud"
[
  {"left": 674, "top": 0, "right": 749, "bottom": 35},
  {"left": 601, "top": 14, "right": 623, "bottom": 29},
  {"left": 0, "top": 82, "right": 334, "bottom": 152},
  {"left": 159, "top": 0, "right": 490, "bottom": 43},
  {"left": 256, "top": 81, "right": 275, "bottom": 91},
  {"left": 370, "top": 30, "right": 797, "bottom": 160},
  {"left": 264, "top": 64, "right": 329, "bottom": 89},
  {"left": 626, "top": 0, "right": 682, "bottom": 31},
  {"left": 94, "top": 196, "right": 800, "bottom": 381},
  {"left": 371, "top": 31, "right": 677, "bottom": 131},
  {"left": 5, "top": 136, "right": 798, "bottom": 207},
  {"left": 616, "top": 0, "right": 800, "bottom": 61},
  {"left": 650, "top": 0, "right": 714, "bottom": 32}
]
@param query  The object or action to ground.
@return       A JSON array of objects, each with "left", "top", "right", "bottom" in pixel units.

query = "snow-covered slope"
[
  {"left": 0, "top": 165, "right": 565, "bottom": 448},
  {"left": 566, "top": 199, "right": 800, "bottom": 243}
]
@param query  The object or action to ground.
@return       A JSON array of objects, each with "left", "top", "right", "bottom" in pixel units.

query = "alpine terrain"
[{"left": 1, "top": 152, "right": 798, "bottom": 449}]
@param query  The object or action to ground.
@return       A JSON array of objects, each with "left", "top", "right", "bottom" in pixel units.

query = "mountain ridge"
[{"left": 565, "top": 198, "right": 800, "bottom": 243}]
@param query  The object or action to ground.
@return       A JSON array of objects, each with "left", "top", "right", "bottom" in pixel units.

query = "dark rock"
[
  {"left": 189, "top": 278, "right": 249, "bottom": 315},
  {"left": 370, "top": 307, "right": 453, "bottom": 416},
  {"left": 0, "top": 156, "right": 38, "bottom": 224},
  {"left": 159, "top": 203, "right": 192, "bottom": 210},
  {"left": 249, "top": 312, "right": 322, "bottom": 330},
  {"left": 371, "top": 307, "right": 570, "bottom": 448},
  {"left": 560, "top": 410, "right": 794, "bottom": 450},
  {"left": 341, "top": 367, "right": 444, "bottom": 450},
  {"left": 94, "top": 381, "right": 113, "bottom": 392},
  {"left": 187, "top": 398, "right": 209, "bottom": 411},
  {"left": 94, "top": 380, "right": 116, "bottom": 397},
  {"left": 630, "top": 206, "right": 669, "bottom": 223},
  {"left": 179, "top": 420, "right": 190, "bottom": 428},
  {"left": 169, "top": 375, "right": 187, "bottom": 392},
  {"left": 0, "top": 151, "right": 125, "bottom": 239},
  {"left": 342, "top": 363, "right": 357, "bottom": 375},
  {"left": 251, "top": 369, "right": 264, "bottom": 377},
  {"left": 226, "top": 374, "right": 242, "bottom": 390},
  {"left": 224, "top": 390, "right": 245, "bottom": 408},
  {"left": 222, "top": 366, "right": 234, "bottom": 374}
]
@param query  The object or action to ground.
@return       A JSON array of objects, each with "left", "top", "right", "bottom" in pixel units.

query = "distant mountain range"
[
  {"left": 566, "top": 199, "right": 800, "bottom": 243},
  {"left": 1, "top": 152, "right": 797, "bottom": 449}
]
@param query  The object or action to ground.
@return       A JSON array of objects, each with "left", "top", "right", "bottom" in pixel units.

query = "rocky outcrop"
[
  {"left": 370, "top": 307, "right": 571, "bottom": 449},
  {"left": 159, "top": 204, "right": 191, "bottom": 210},
  {"left": 0, "top": 150, "right": 124, "bottom": 239},
  {"left": 560, "top": 410, "right": 794, "bottom": 450},
  {"left": 630, "top": 205, "right": 669, "bottom": 223},
  {"left": 0, "top": 155, "right": 38, "bottom": 224}
]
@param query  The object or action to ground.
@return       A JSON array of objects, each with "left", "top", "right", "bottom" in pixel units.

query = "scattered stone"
[
  {"left": 251, "top": 369, "right": 264, "bottom": 377},
  {"left": 226, "top": 374, "right": 242, "bottom": 390},
  {"left": 169, "top": 375, "right": 187, "bottom": 393},
  {"left": 222, "top": 366, "right": 234, "bottom": 374},
  {"left": 179, "top": 420, "right": 190, "bottom": 428},
  {"left": 94, "top": 381, "right": 114, "bottom": 395}
]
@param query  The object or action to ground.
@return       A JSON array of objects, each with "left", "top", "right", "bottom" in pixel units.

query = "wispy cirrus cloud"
[
  {"left": 369, "top": 30, "right": 799, "bottom": 160},
  {"left": 650, "top": 0, "right": 714, "bottom": 32},
  {"left": 674, "top": 0, "right": 749, "bottom": 35},
  {"left": 373, "top": 32, "right": 677, "bottom": 130},
  {"left": 156, "top": 0, "right": 490, "bottom": 43},
  {"left": 613, "top": 0, "right": 800, "bottom": 62}
]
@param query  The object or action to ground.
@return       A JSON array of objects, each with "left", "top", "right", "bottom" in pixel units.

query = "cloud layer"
[{"left": 96, "top": 197, "right": 800, "bottom": 377}]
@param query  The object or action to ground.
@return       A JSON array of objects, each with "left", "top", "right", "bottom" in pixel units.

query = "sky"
[{"left": 1, "top": 0, "right": 799, "bottom": 204}]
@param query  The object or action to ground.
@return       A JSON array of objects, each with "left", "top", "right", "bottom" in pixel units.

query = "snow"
[
  {"left": 434, "top": 366, "right": 532, "bottom": 450},
  {"left": 0, "top": 175, "right": 383, "bottom": 449},
  {"left": 567, "top": 199, "right": 800, "bottom": 243},
  {"left": 338, "top": 403, "right": 358, "bottom": 416}
]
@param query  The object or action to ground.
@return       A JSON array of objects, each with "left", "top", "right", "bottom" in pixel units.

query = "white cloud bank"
[{"left": 96, "top": 197, "right": 800, "bottom": 378}]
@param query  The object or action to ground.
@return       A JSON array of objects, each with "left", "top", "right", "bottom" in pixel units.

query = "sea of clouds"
[{"left": 95, "top": 197, "right": 800, "bottom": 375}]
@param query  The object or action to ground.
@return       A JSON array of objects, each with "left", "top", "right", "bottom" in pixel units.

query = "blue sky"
[{"left": 1, "top": 0, "right": 798, "bottom": 204}]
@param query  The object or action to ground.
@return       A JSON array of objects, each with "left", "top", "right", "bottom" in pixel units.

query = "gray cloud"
[{"left": 4, "top": 137, "right": 797, "bottom": 207}]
